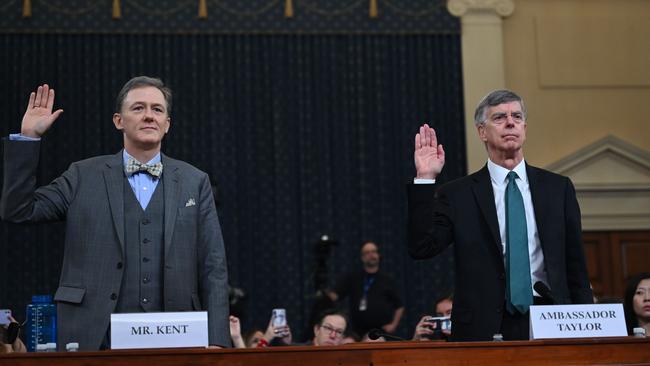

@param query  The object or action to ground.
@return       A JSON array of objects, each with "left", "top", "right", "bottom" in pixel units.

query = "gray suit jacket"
[{"left": 0, "top": 139, "right": 230, "bottom": 350}]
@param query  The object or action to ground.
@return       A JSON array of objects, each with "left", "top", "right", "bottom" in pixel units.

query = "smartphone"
[
  {"left": 0, "top": 309, "right": 11, "bottom": 325},
  {"left": 272, "top": 308, "right": 287, "bottom": 327}
]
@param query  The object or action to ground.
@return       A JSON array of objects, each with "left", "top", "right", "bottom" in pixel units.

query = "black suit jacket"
[{"left": 407, "top": 164, "right": 593, "bottom": 341}]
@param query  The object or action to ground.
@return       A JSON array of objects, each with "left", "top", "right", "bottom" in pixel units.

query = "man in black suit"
[{"left": 407, "top": 89, "right": 593, "bottom": 341}]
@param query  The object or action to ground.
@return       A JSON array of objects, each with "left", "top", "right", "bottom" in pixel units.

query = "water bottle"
[{"left": 25, "top": 295, "right": 57, "bottom": 352}]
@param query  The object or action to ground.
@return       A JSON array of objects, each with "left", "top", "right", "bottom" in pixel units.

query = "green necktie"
[{"left": 505, "top": 171, "right": 533, "bottom": 314}]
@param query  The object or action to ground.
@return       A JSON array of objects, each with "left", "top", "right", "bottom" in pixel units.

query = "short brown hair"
[{"left": 115, "top": 76, "right": 172, "bottom": 114}]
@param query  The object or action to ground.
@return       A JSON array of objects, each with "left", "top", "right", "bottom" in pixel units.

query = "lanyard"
[{"left": 362, "top": 275, "right": 375, "bottom": 297}]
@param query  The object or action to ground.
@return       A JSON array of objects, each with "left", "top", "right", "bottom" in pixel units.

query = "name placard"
[
  {"left": 529, "top": 304, "right": 627, "bottom": 340},
  {"left": 111, "top": 311, "right": 208, "bottom": 349}
]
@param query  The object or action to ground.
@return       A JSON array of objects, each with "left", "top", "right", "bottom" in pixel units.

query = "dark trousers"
[{"left": 500, "top": 297, "right": 552, "bottom": 341}]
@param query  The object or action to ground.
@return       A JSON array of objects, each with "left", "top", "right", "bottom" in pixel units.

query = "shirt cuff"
[
  {"left": 9, "top": 133, "right": 41, "bottom": 141},
  {"left": 413, "top": 178, "right": 436, "bottom": 184}
]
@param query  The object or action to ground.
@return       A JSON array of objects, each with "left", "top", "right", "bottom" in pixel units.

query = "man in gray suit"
[{"left": 1, "top": 77, "right": 230, "bottom": 350}]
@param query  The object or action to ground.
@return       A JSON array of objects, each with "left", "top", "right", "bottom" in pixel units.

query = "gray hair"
[
  {"left": 115, "top": 76, "right": 172, "bottom": 114},
  {"left": 473, "top": 89, "right": 526, "bottom": 126}
]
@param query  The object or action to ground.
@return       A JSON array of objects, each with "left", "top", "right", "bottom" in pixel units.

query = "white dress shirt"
[
  {"left": 487, "top": 159, "right": 548, "bottom": 296},
  {"left": 123, "top": 150, "right": 161, "bottom": 210}
]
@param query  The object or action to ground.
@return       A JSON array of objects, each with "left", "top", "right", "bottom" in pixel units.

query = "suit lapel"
[
  {"left": 471, "top": 165, "right": 504, "bottom": 260},
  {"left": 162, "top": 154, "right": 180, "bottom": 258},
  {"left": 103, "top": 151, "right": 126, "bottom": 257}
]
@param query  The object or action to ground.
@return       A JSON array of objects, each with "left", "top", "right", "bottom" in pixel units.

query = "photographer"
[
  {"left": 255, "top": 312, "right": 292, "bottom": 347},
  {"left": 0, "top": 314, "right": 26, "bottom": 353},
  {"left": 412, "top": 294, "right": 453, "bottom": 341}
]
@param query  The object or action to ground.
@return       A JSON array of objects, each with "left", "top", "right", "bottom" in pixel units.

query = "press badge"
[{"left": 359, "top": 297, "right": 367, "bottom": 311}]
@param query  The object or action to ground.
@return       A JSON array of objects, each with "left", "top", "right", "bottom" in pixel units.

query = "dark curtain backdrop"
[{"left": 0, "top": 33, "right": 464, "bottom": 340}]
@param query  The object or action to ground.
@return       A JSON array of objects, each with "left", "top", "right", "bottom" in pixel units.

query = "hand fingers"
[
  {"left": 429, "top": 127, "right": 438, "bottom": 148},
  {"left": 414, "top": 133, "right": 421, "bottom": 150},
  {"left": 34, "top": 85, "right": 43, "bottom": 107},
  {"left": 438, "top": 144, "right": 445, "bottom": 161},
  {"left": 419, "top": 126, "right": 426, "bottom": 147},
  {"left": 40, "top": 84, "right": 50, "bottom": 108},
  {"left": 422, "top": 125, "right": 430, "bottom": 146},
  {"left": 26, "top": 92, "right": 35, "bottom": 111},
  {"left": 50, "top": 109, "right": 64, "bottom": 123},
  {"left": 46, "top": 88, "right": 56, "bottom": 112}
]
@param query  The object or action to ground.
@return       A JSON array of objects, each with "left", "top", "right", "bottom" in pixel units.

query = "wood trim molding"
[{"left": 547, "top": 135, "right": 650, "bottom": 231}]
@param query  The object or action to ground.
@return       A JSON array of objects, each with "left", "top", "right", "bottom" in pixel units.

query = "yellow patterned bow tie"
[{"left": 125, "top": 157, "right": 163, "bottom": 178}]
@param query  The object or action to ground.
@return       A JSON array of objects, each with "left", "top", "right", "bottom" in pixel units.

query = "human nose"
[{"left": 143, "top": 107, "right": 154, "bottom": 120}]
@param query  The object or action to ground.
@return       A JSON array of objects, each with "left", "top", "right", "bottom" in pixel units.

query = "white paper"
[
  {"left": 110, "top": 311, "right": 208, "bottom": 349},
  {"left": 529, "top": 303, "right": 627, "bottom": 340}
]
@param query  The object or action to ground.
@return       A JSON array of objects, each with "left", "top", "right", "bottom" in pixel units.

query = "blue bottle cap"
[{"left": 31, "top": 295, "right": 53, "bottom": 303}]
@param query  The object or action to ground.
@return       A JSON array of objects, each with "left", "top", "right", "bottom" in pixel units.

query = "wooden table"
[{"left": 2, "top": 337, "right": 649, "bottom": 366}]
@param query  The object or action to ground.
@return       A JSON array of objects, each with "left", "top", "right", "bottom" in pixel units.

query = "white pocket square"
[{"left": 185, "top": 198, "right": 196, "bottom": 207}]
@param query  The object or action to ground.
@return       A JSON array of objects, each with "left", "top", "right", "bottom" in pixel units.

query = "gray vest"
[{"left": 115, "top": 177, "right": 165, "bottom": 313}]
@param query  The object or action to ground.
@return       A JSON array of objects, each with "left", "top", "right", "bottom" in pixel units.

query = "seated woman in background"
[
  {"left": 623, "top": 272, "right": 650, "bottom": 336},
  {"left": 413, "top": 293, "right": 453, "bottom": 341}
]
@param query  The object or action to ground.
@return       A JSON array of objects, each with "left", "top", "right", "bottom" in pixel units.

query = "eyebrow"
[
  {"left": 130, "top": 101, "right": 165, "bottom": 108},
  {"left": 491, "top": 111, "right": 522, "bottom": 116},
  {"left": 322, "top": 323, "right": 344, "bottom": 331}
]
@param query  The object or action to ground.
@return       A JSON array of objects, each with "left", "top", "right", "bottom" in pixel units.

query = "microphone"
[
  {"left": 367, "top": 329, "right": 406, "bottom": 341},
  {"left": 534, "top": 281, "right": 557, "bottom": 304}
]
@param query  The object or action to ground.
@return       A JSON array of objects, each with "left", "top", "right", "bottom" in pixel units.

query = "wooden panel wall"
[{"left": 584, "top": 230, "right": 650, "bottom": 300}]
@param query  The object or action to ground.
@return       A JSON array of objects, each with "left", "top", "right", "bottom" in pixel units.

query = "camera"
[{"left": 422, "top": 316, "right": 451, "bottom": 339}]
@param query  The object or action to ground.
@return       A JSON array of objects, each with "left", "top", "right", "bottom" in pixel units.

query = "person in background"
[
  {"left": 623, "top": 272, "right": 650, "bottom": 336},
  {"left": 434, "top": 293, "right": 453, "bottom": 317},
  {"left": 243, "top": 329, "right": 265, "bottom": 348},
  {"left": 255, "top": 313, "right": 293, "bottom": 347},
  {"left": 0, "top": 315, "right": 27, "bottom": 353},
  {"left": 311, "top": 310, "right": 348, "bottom": 346},
  {"left": 229, "top": 315, "right": 246, "bottom": 348},
  {"left": 328, "top": 241, "right": 404, "bottom": 337},
  {"left": 413, "top": 293, "right": 453, "bottom": 341}
]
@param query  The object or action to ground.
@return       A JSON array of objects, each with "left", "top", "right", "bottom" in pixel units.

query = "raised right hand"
[
  {"left": 414, "top": 124, "right": 445, "bottom": 180},
  {"left": 21, "top": 84, "right": 64, "bottom": 138}
]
